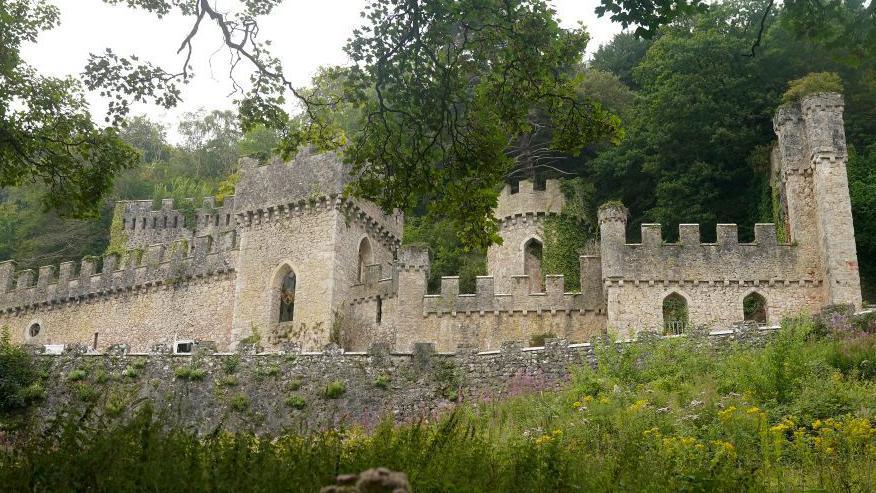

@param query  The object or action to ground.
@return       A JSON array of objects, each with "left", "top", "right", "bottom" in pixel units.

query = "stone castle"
[{"left": 0, "top": 93, "right": 862, "bottom": 353}]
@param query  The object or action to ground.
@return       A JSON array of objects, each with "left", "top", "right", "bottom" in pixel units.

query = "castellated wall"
[
  {"left": 0, "top": 231, "right": 239, "bottom": 351},
  {"left": 487, "top": 179, "right": 565, "bottom": 293},
  {"left": 119, "top": 195, "right": 238, "bottom": 251},
  {"left": 345, "top": 245, "right": 606, "bottom": 352},
  {"left": 598, "top": 203, "right": 823, "bottom": 335}
]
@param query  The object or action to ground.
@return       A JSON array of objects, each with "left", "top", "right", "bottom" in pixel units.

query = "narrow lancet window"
[
  {"left": 279, "top": 271, "right": 296, "bottom": 323},
  {"left": 663, "top": 293, "right": 689, "bottom": 335},
  {"left": 524, "top": 238, "right": 544, "bottom": 292}
]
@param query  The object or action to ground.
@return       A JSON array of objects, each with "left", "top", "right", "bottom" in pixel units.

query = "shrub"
[
  {"left": 217, "top": 375, "right": 238, "bottom": 387},
  {"left": 229, "top": 394, "right": 250, "bottom": 412},
  {"left": 72, "top": 383, "right": 100, "bottom": 403},
  {"left": 782, "top": 72, "right": 843, "bottom": 103},
  {"left": 374, "top": 374, "right": 391, "bottom": 389},
  {"left": 66, "top": 369, "right": 88, "bottom": 382},
  {"left": 1, "top": 329, "right": 41, "bottom": 412},
  {"left": 826, "top": 333, "right": 876, "bottom": 379},
  {"left": 221, "top": 355, "right": 240, "bottom": 374},
  {"left": 323, "top": 380, "right": 346, "bottom": 399},
  {"left": 285, "top": 394, "right": 306, "bottom": 410},
  {"left": 256, "top": 364, "right": 281, "bottom": 379},
  {"left": 123, "top": 366, "right": 139, "bottom": 379},
  {"left": 131, "top": 358, "right": 148, "bottom": 370},
  {"left": 174, "top": 366, "right": 206, "bottom": 380},
  {"left": 104, "top": 392, "right": 127, "bottom": 417},
  {"left": 286, "top": 378, "right": 303, "bottom": 391}
]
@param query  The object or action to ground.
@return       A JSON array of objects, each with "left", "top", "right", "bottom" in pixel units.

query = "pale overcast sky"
[{"left": 24, "top": 0, "right": 622, "bottom": 142}]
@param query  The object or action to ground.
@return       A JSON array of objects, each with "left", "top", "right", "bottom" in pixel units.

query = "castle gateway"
[{"left": 0, "top": 93, "right": 862, "bottom": 352}]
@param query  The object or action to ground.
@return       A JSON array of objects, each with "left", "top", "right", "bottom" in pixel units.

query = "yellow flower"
[
  {"left": 813, "top": 419, "right": 822, "bottom": 430},
  {"left": 643, "top": 427, "right": 661, "bottom": 438},
  {"left": 583, "top": 395, "right": 594, "bottom": 403},
  {"left": 572, "top": 401, "right": 582, "bottom": 409},
  {"left": 628, "top": 399, "right": 648, "bottom": 412},
  {"left": 718, "top": 406, "right": 737, "bottom": 422},
  {"left": 746, "top": 406, "right": 762, "bottom": 415}
]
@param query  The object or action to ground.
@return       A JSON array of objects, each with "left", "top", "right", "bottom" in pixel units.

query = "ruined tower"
[
  {"left": 487, "top": 179, "right": 565, "bottom": 293},
  {"left": 773, "top": 92, "right": 862, "bottom": 309}
]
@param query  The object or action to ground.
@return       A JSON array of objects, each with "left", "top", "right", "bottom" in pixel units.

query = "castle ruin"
[{"left": 0, "top": 93, "right": 862, "bottom": 353}]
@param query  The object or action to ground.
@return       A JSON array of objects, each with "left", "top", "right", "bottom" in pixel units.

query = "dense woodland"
[{"left": 1, "top": 0, "right": 874, "bottom": 301}]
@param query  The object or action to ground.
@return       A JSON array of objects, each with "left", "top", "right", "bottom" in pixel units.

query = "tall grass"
[{"left": 1, "top": 317, "right": 874, "bottom": 492}]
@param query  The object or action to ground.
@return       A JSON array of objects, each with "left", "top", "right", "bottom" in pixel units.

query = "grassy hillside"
[{"left": 2, "top": 314, "right": 875, "bottom": 492}]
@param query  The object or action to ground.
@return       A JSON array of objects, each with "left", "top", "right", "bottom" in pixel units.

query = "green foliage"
[
  {"left": 542, "top": 178, "right": 597, "bottom": 291},
  {"left": 284, "top": 394, "right": 306, "bottom": 410},
  {"left": 0, "top": 1, "right": 139, "bottom": 218},
  {"left": 256, "top": 364, "right": 281, "bottom": 379},
  {"left": 174, "top": 365, "right": 206, "bottom": 381},
  {"left": 323, "top": 381, "right": 346, "bottom": 399},
  {"left": 72, "top": 383, "right": 100, "bottom": 403},
  {"left": 0, "top": 327, "right": 41, "bottom": 413},
  {"left": 104, "top": 204, "right": 129, "bottom": 257},
  {"left": 373, "top": 374, "right": 391, "bottom": 390},
  {"left": 782, "top": 72, "right": 844, "bottom": 103},
  {"left": 529, "top": 332, "right": 557, "bottom": 347},
  {"left": 4, "top": 320, "right": 875, "bottom": 492},
  {"left": 229, "top": 394, "right": 250, "bottom": 412},
  {"left": 403, "top": 216, "right": 486, "bottom": 293},
  {"left": 321, "top": 0, "right": 622, "bottom": 250},
  {"left": 222, "top": 355, "right": 241, "bottom": 375},
  {"left": 66, "top": 369, "right": 88, "bottom": 382},
  {"left": 122, "top": 366, "right": 139, "bottom": 380},
  {"left": 848, "top": 146, "right": 876, "bottom": 301},
  {"left": 217, "top": 376, "right": 238, "bottom": 387}
]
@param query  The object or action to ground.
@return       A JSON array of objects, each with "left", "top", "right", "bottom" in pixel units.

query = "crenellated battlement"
[
  {"left": 0, "top": 230, "right": 239, "bottom": 313},
  {"left": 494, "top": 178, "right": 564, "bottom": 221},
  {"left": 118, "top": 196, "right": 237, "bottom": 251},
  {"left": 599, "top": 219, "right": 811, "bottom": 282},
  {"left": 421, "top": 274, "right": 599, "bottom": 315}
]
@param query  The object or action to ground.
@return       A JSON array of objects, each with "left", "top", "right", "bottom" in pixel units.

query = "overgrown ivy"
[
  {"left": 542, "top": 178, "right": 598, "bottom": 292},
  {"left": 104, "top": 204, "right": 129, "bottom": 258}
]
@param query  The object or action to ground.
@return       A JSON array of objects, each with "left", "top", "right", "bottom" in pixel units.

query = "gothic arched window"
[
  {"left": 279, "top": 271, "right": 296, "bottom": 323},
  {"left": 358, "top": 237, "right": 373, "bottom": 282},
  {"left": 663, "top": 292, "right": 689, "bottom": 335},
  {"left": 743, "top": 292, "right": 767, "bottom": 325},
  {"left": 524, "top": 238, "right": 544, "bottom": 292}
]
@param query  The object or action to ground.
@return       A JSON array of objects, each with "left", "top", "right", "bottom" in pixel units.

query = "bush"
[
  {"left": 285, "top": 394, "right": 306, "bottom": 410},
  {"left": 373, "top": 374, "right": 391, "bottom": 389},
  {"left": 222, "top": 355, "right": 240, "bottom": 374},
  {"left": 66, "top": 369, "right": 88, "bottom": 382},
  {"left": 0, "top": 328, "right": 40, "bottom": 412},
  {"left": 826, "top": 333, "right": 876, "bottom": 379},
  {"left": 174, "top": 366, "right": 206, "bottom": 380},
  {"left": 122, "top": 366, "right": 139, "bottom": 379},
  {"left": 323, "top": 380, "right": 346, "bottom": 399},
  {"left": 782, "top": 72, "right": 843, "bottom": 103},
  {"left": 229, "top": 394, "right": 250, "bottom": 412}
]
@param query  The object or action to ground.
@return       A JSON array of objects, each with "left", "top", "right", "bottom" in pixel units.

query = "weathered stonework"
[
  {"left": 19, "top": 328, "right": 778, "bottom": 435},
  {"left": 0, "top": 94, "right": 862, "bottom": 350}
]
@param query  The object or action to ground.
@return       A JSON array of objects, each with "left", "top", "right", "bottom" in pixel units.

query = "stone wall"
[
  {"left": 18, "top": 328, "right": 776, "bottom": 435},
  {"left": 119, "top": 196, "right": 238, "bottom": 251}
]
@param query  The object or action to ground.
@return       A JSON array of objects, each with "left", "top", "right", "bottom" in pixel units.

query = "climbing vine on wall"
[
  {"left": 542, "top": 178, "right": 598, "bottom": 292},
  {"left": 105, "top": 205, "right": 129, "bottom": 257}
]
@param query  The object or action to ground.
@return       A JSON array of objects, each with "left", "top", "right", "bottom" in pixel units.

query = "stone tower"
[
  {"left": 486, "top": 179, "right": 564, "bottom": 293},
  {"left": 773, "top": 92, "right": 862, "bottom": 308}
]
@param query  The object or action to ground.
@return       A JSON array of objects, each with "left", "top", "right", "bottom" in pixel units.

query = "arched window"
[
  {"left": 743, "top": 292, "right": 767, "bottom": 325},
  {"left": 662, "top": 293, "right": 688, "bottom": 335},
  {"left": 278, "top": 270, "right": 296, "bottom": 323},
  {"left": 357, "top": 237, "right": 373, "bottom": 282},
  {"left": 524, "top": 238, "right": 544, "bottom": 292}
]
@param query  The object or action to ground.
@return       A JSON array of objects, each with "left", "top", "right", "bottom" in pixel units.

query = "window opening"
[
  {"left": 663, "top": 293, "right": 689, "bottom": 335},
  {"left": 743, "top": 292, "right": 767, "bottom": 325},
  {"left": 524, "top": 238, "right": 544, "bottom": 292},
  {"left": 279, "top": 271, "right": 296, "bottom": 323}
]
